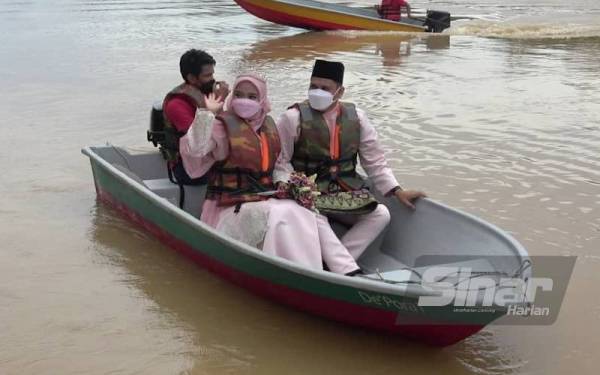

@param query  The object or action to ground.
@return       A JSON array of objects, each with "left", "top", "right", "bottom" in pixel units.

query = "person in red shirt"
[
  {"left": 374, "top": 0, "right": 411, "bottom": 22},
  {"left": 162, "top": 49, "right": 229, "bottom": 185}
]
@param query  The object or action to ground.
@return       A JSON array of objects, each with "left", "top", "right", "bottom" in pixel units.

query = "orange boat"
[{"left": 234, "top": 0, "right": 451, "bottom": 32}]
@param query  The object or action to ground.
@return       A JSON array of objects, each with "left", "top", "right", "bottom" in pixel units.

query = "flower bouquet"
[{"left": 277, "top": 172, "right": 321, "bottom": 213}]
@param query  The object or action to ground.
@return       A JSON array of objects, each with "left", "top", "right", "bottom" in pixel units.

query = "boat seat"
[
  {"left": 114, "top": 164, "right": 145, "bottom": 185},
  {"left": 142, "top": 178, "right": 207, "bottom": 218},
  {"left": 113, "top": 165, "right": 201, "bottom": 218},
  {"left": 143, "top": 178, "right": 180, "bottom": 206},
  {"left": 182, "top": 184, "right": 207, "bottom": 218}
]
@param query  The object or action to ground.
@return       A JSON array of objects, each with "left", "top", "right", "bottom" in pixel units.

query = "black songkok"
[{"left": 311, "top": 59, "right": 344, "bottom": 85}]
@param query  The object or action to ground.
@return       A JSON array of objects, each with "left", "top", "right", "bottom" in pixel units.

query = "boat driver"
[
  {"left": 161, "top": 49, "right": 229, "bottom": 185},
  {"left": 375, "top": 0, "right": 412, "bottom": 21}
]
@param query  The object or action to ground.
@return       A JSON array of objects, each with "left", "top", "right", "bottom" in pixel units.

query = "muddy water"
[{"left": 1, "top": 1, "right": 599, "bottom": 374}]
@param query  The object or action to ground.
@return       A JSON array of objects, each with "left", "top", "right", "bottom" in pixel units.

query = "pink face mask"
[{"left": 231, "top": 98, "right": 261, "bottom": 119}]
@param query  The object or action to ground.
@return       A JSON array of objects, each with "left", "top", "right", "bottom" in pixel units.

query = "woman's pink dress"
[{"left": 179, "top": 110, "right": 325, "bottom": 270}]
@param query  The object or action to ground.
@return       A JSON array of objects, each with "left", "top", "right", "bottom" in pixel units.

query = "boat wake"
[
  {"left": 448, "top": 14, "right": 600, "bottom": 39},
  {"left": 303, "top": 15, "right": 600, "bottom": 41}
]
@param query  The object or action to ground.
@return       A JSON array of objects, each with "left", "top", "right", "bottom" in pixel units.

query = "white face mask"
[{"left": 308, "top": 88, "right": 338, "bottom": 111}]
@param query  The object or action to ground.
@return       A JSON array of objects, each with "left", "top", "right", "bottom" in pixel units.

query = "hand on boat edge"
[{"left": 394, "top": 189, "right": 427, "bottom": 210}]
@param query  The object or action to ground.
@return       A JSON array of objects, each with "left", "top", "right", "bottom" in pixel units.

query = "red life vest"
[
  {"left": 159, "top": 84, "right": 207, "bottom": 162},
  {"left": 378, "top": 0, "right": 404, "bottom": 22}
]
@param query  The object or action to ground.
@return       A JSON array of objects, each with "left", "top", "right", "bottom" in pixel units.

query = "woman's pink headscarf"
[{"left": 224, "top": 73, "right": 272, "bottom": 130}]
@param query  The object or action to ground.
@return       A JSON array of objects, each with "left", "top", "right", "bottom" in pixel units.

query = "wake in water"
[
  {"left": 449, "top": 16, "right": 600, "bottom": 39},
  {"left": 409, "top": 2, "right": 600, "bottom": 39}
]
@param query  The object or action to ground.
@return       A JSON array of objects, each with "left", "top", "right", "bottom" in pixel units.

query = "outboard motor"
[
  {"left": 425, "top": 10, "right": 451, "bottom": 33},
  {"left": 147, "top": 101, "right": 165, "bottom": 147}
]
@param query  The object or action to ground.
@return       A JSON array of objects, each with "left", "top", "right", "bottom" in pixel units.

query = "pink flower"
[{"left": 280, "top": 172, "right": 320, "bottom": 213}]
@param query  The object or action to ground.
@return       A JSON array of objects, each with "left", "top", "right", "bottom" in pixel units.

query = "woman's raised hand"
[{"left": 204, "top": 92, "right": 224, "bottom": 114}]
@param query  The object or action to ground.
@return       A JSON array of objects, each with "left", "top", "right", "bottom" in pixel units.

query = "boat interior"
[{"left": 91, "top": 146, "right": 530, "bottom": 286}]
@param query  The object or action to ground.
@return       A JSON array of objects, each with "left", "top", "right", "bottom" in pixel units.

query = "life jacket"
[
  {"left": 379, "top": 0, "right": 402, "bottom": 22},
  {"left": 290, "top": 101, "right": 364, "bottom": 193},
  {"left": 160, "top": 83, "right": 207, "bottom": 162},
  {"left": 206, "top": 112, "right": 281, "bottom": 207}
]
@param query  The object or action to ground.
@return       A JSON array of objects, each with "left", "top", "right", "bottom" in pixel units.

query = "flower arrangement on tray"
[{"left": 277, "top": 172, "right": 378, "bottom": 216}]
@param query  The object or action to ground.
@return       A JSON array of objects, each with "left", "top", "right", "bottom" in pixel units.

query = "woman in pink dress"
[{"left": 179, "top": 74, "right": 360, "bottom": 275}]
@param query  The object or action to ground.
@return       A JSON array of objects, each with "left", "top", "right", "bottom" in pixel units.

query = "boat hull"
[
  {"left": 234, "top": 0, "right": 427, "bottom": 32},
  {"left": 84, "top": 146, "right": 512, "bottom": 346}
]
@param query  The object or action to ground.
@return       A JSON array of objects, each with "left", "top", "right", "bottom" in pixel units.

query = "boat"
[
  {"left": 233, "top": 0, "right": 451, "bottom": 33},
  {"left": 83, "top": 141, "right": 531, "bottom": 346}
]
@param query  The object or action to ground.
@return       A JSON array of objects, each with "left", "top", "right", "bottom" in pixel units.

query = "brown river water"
[{"left": 1, "top": 0, "right": 599, "bottom": 374}]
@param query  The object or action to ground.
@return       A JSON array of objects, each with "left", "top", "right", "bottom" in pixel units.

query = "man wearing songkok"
[{"left": 275, "top": 59, "right": 426, "bottom": 262}]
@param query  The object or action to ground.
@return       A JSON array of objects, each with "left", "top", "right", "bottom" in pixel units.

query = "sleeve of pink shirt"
[
  {"left": 355, "top": 107, "right": 400, "bottom": 196},
  {"left": 179, "top": 111, "right": 230, "bottom": 179},
  {"left": 273, "top": 109, "right": 301, "bottom": 184}
]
